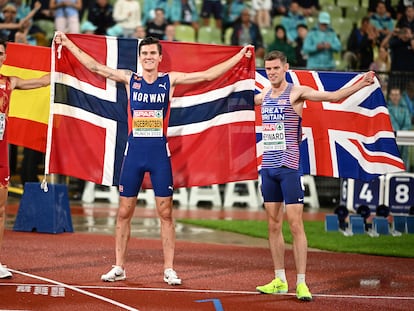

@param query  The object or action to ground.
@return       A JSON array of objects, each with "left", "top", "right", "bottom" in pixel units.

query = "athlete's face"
[
  {"left": 139, "top": 44, "right": 162, "bottom": 71},
  {"left": 0, "top": 44, "right": 6, "bottom": 68},
  {"left": 264, "top": 58, "right": 288, "bottom": 86}
]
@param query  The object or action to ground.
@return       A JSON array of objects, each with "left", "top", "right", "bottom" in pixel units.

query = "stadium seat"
[
  {"left": 306, "top": 16, "right": 317, "bottom": 29},
  {"left": 260, "top": 28, "right": 274, "bottom": 49},
  {"left": 198, "top": 26, "right": 222, "bottom": 44},
  {"left": 339, "top": 0, "right": 358, "bottom": 8},
  {"left": 175, "top": 24, "right": 196, "bottom": 43},
  {"left": 34, "top": 19, "right": 55, "bottom": 43},
  {"left": 319, "top": 0, "right": 335, "bottom": 7},
  {"left": 224, "top": 27, "right": 233, "bottom": 45},
  {"left": 331, "top": 17, "right": 354, "bottom": 48},
  {"left": 324, "top": 5, "right": 343, "bottom": 19},
  {"left": 345, "top": 5, "right": 369, "bottom": 24}
]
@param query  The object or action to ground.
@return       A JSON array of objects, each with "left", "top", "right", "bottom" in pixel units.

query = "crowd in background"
[{"left": 1, "top": 0, "right": 414, "bottom": 185}]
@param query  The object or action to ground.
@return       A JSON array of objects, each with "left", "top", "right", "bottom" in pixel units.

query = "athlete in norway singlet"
[
  {"left": 260, "top": 82, "right": 304, "bottom": 204},
  {"left": 0, "top": 75, "right": 12, "bottom": 187},
  {"left": 118, "top": 73, "right": 173, "bottom": 197}
]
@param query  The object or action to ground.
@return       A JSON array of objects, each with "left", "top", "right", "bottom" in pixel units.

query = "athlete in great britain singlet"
[
  {"left": 260, "top": 82, "right": 304, "bottom": 204},
  {"left": 118, "top": 73, "right": 173, "bottom": 198},
  {"left": 0, "top": 75, "right": 12, "bottom": 187}
]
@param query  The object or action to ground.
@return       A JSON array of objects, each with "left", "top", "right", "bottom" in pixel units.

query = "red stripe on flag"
[
  {"left": 4, "top": 43, "right": 50, "bottom": 72},
  {"left": 169, "top": 123, "right": 257, "bottom": 187},
  {"left": 8, "top": 117, "right": 47, "bottom": 152},
  {"left": 49, "top": 115, "right": 106, "bottom": 182}
]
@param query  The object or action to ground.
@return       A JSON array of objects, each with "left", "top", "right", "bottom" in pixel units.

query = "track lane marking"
[{"left": 7, "top": 269, "right": 140, "bottom": 311}]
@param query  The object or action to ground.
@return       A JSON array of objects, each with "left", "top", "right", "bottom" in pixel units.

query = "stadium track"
[{"left": 0, "top": 201, "right": 413, "bottom": 311}]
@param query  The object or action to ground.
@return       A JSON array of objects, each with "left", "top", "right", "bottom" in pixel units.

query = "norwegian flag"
[
  {"left": 255, "top": 69, "right": 405, "bottom": 181},
  {"left": 46, "top": 34, "right": 257, "bottom": 186}
]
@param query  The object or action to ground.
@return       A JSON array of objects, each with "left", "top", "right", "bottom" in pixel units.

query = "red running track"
[{"left": 0, "top": 230, "right": 413, "bottom": 311}]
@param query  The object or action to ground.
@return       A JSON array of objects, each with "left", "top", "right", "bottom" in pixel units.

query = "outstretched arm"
[
  {"left": 169, "top": 45, "right": 253, "bottom": 86},
  {"left": 296, "top": 71, "right": 376, "bottom": 103},
  {"left": 11, "top": 73, "right": 50, "bottom": 90},
  {"left": 54, "top": 31, "right": 130, "bottom": 84}
]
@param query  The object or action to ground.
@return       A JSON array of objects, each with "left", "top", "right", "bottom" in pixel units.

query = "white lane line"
[
  {"left": 7, "top": 269, "right": 139, "bottom": 311},
  {"left": 3, "top": 281, "right": 414, "bottom": 302},
  {"left": 75, "top": 285, "right": 414, "bottom": 301}
]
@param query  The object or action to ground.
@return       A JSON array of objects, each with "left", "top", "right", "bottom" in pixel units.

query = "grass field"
[{"left": 178, "top": 219, "right": 414, "bottom": 258}]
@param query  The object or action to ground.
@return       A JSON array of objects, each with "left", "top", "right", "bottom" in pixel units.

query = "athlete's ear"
[{"left": 285, "top": 62, "right": 289, "bottom": 71}]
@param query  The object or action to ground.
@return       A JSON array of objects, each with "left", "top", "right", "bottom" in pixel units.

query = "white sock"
[
  {"left": 297, "top": 274, "right": 306, "bottom": 286},
  {"left": 275, "top": 269, "right": 286, "bottom": 282}
]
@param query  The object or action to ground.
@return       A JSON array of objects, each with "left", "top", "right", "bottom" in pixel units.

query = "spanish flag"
[{"left": 0, "top": 42, "right": 51, "bottom": 152}]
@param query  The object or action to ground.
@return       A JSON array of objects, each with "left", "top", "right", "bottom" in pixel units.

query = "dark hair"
[
  {"left": 138, "top": 36, "right": 162, "bottom": 55},
  {"left": 274, "top": 24, "right": 287, "bottom": 41},
  {"left": 264, "top": 50, "right": 287, "bottom": 64}
]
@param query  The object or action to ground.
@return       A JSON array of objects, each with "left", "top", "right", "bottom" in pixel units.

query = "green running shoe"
[
  {"left": 296, "top": 282, "right": 312, "bottom": 301},
  {"left": 256, "top": 277, "right": 288, "bottom": 294}
]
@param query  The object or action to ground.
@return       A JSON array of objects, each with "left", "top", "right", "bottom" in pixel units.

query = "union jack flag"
[{"left": 255, "top": 69, "right": 405, "bottom": 181}]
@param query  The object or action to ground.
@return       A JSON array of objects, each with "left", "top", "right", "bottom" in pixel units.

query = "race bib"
[
  {"left": 0, "top": 113, "right": 5, "bottom": 140},
  {"left": 132, "top": 110, "right": 163, "bottom": 137},
  {"left": 262, "top": 123, "right": 286, "bottom": 151}
]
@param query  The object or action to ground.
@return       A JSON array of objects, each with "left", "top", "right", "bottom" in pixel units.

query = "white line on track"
[
  {"left": 3, "top": 282, "right": 413, "bottom": 302},
  {"left": 7, "top": 269, "right": 140, "bottom": 311}
]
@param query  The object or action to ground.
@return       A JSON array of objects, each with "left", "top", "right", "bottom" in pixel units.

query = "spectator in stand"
[
  {"left": 31, "top": 0, "right": 54, "bottom": 22},
  {"left": 382, "top": 26, "right": 414, "bottom": 72},
  {"left": 396, "top": 5, "right": 414, "bottom": 33},
  {"left": 222, "top": 0, "right": 247, "bottom": 42},
  {"left": 296, "top": 0, "right": 319, "bottom": 17},
  {"left": 368, "top": 0, "right": 396, "bottom": 18},
  {"left": 230, "top": 8, "right": 265, "bottom": 62},
  {"left": 134, "top": 25, "right": 146, "bottom": 39},
  {"left": 80, "top": 20, "right": 97, "bottom": 34},
  {"left": 251, "top": 0, "right": 272, "bottom": 28},
  {"left": 294, "top": 23, "right": 308, "bottom": 68},
  {"left": 387, "top": 86, "right": 412, "bottom": 170},
  {"left": 370, "top": 0, "right": 395, "bottom": 45},
  {"left": 396, "top": 0, "right": 414, "bottom": 21},
  {"left": 267, "top": 24, "right": 296, "bottom": 65},
  {"left": 14, "top": 0, "right": 31, "bottom": 20},
  {"left": 369, "top": 46, "right": 391, "bottom": 96},
  {"left": 302, "top": 11, "right": 341, "bottom": 70},
  {"left": 49, "top": 0, "right": 82, "bottom": 33},
  {"left": 344, "top": 16, "right": 378, "bottom": 70},
  {"left": 112, "top": 0, "right": 141, "bottom": 38},
  {"left": 106, "top": 23, "right": 123, "bottom": 37},
  {"left": 271, "top": 0, "right": 291, "bottom": 17},
  {"left": 200, "top": 0, "right": 223, "bottom": 29},
  {"left": 87, "top": 0, "right": 115, "bottom": 35},
  {"left": 164, "top": 23, "right": 178, "bottom": 41},
  {"left": 170, "top": 0, "right": 199, "bottom": 35},
  {"left": 146, "top": 7, "right": 168, "bottom": 40},
  {"left": 281, "top": 1, "right": 306, "bottom": 43},
  {"left": 0, "top": 2, "right": 42, "bottom": 42},
  {"left": 402, "top": 80, "right": 414, "bottom": 121},
  {"left": 142, "top": 0, "right": 170, "bottom": 26}
]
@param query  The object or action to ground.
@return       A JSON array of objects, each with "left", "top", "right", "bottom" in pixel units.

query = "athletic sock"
[
  {"left": 275, "top": 269, "right": 286, "bottom": 282},
  {"left": 296, "top": 274, "right": 306, "bottom": 286}
]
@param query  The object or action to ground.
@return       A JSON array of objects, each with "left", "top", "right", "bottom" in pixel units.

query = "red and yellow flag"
[{"left": 1, "top": 43, "right": 50, "bottom": 152}]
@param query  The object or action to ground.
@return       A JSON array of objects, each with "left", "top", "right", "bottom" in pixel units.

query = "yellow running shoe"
[
  {"left": 296, "top": 282, "right": 312, "bottom": 301},
  {"left": 256, "top": 277, "right": 288, "bottom": 294}
]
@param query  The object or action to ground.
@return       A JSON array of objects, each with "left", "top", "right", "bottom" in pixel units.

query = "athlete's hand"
[
  {"left": 362, "top": 71, "right": 375, "bottom": 86},
  {"left": 240, "top": 45, "right": 253, "bottom": 59},
  {"left": 54, "top": 31, "right": 69, "bottom": 46}
]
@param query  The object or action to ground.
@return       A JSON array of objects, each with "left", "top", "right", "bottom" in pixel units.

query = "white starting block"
[
  {"left": 138, "top": 188, "right": 156, "bottom": 208},
  {"left": 303, "top": 175, "right": 320, "bottom": 209},
  {"left": 173, "top": 187, "right": 189, "bottom": 208},
  {"left": 188, "top": 185, "right": 222, "bottom": 209},
  {"left": 82, "top": 181, "right": 119, "bottom": 204},
  {"left": 223, "top": 180, "right": 261, "bottom": 210}
]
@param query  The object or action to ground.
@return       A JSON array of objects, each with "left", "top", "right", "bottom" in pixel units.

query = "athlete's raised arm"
[{"left": 54, "top": 31, "right": 131, "bottom": 84}]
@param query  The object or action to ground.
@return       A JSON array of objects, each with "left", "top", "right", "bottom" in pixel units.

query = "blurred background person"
[
  {"left": 200, "top": 0, "right": 223, "bottom": 30},
  {"left": 133, "top": 25, "right": 146, "bottom": 39},
  {"left": 281, "top": 1, "right": 306, "bottom": 44},
  {"left": 294, "top": 23, "right": 307, "bottom": 68},
  {"left": 302, "top": 11, "right": 341, "bottom": 70},
  {"left": 49, "top": 0, "right": 82, "bottom": 33},
  {"left": 387, "top": 86, "right": 412, "bottom": 170},
  {"left": 251, "top": 0, "right": 272, "bottom": 29},
  {"left": 230, "top": 8, "right": 264, "bottom": 65},
  {"left": 146, "top": 7, "right": 168, "bottom": 40},
  {"left": 112, "top": 0, "right": 141, "bottom": 38},
  {"left": 87, "top": 0, "right": 115, "bottom": 35},
  {"left": 164, "top": 23, "right": 178, "bottom": 41},
  {"left": 267, "top": 24, "right": 296, "bottom": 65},
  {"left": 170, "top": 0, "right": 199, "bottom": 36}
]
